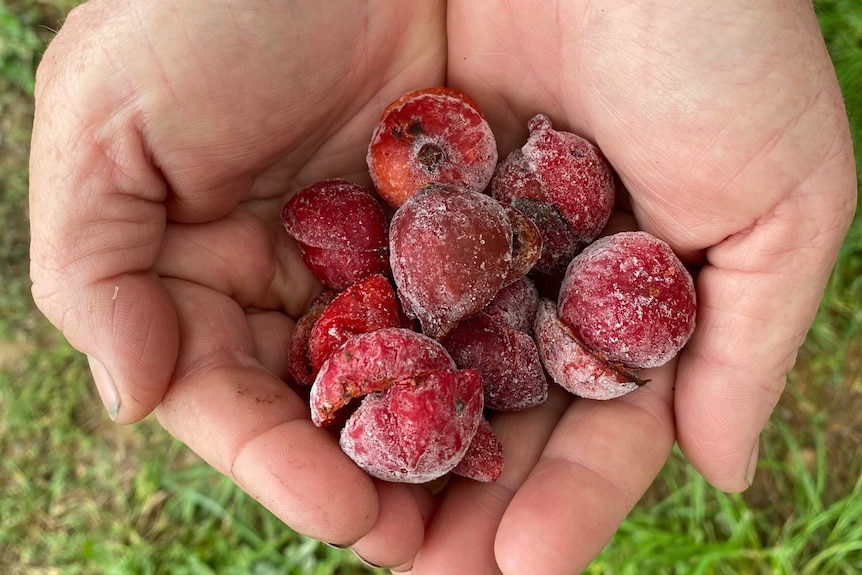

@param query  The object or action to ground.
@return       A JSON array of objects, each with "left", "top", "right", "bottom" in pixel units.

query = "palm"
[{"left": 403, "top": 1, "right": 854, "bottom": 572}]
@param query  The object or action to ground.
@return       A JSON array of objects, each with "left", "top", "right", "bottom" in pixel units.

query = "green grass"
[{"left": 1, "top": 0, "right": 861, "bottom": 573}]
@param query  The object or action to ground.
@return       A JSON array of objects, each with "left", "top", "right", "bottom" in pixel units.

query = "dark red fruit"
[
  {"left": 287, "top": 290, "right": 337, "bottom": 386},
  {"left": 281, "top": 179, "right": 389, "bottom": 290},
  {"left": 452, "top": 418, "right": 504, "bottom": 482},
  {"left": 389, "top": 185, "right": 514, "bottom": 339},
  {"left": 367, "top": 87, "right": 497, "bottom": 207},
  {"left": 442, "top": 312, "right": 547, "bottom": 411},
  {"left": 491, "top": 115, "right": 615, "bottom": 274},
  {"left": 484, "top": 276, "right": 540, "bottom": 334}
]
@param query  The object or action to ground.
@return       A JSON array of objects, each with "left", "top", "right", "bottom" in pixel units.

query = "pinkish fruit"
[
  {"left": 442, "top": 312, "right": 547, "bottom": 411},
  {"left": 310, "top": 328, "right": 455, "bottom": 426},
  {"left": 340, "top": 368, "right": 483, "bottom": 484},
  {"left": 367, "top": 87, "right": 498, "bottom": 208},
  {"left": 491, "top": 115, "right": 615, "bottom": 274},
  {"left": 281, "top": 179, "right": 389, "bottom": 290},
  {"left": 452, "top": 418, "right": 504, "bottom": 482},
  {"left": 534, "top": 298, "right": 643, "bottom": 400},
  {"left": 389, "top": 185, "right": 514, "bottom": 339},
  {"left": 558, "top": 231, "right": 696, "bottom": 369},
  {"left": 308, "top": 275, "right": 402, "bottom": 372}
]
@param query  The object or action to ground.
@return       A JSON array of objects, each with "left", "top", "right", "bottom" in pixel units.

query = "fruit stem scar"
[{"left": 417, "top": 142, "right": 445, "bottom": 172}]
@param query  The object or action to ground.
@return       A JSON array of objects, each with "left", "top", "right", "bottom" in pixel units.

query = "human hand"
[
  {"left": 402, "top": 0, "right": 856, "bottom": 573},
  {"left": 29, "top": 0, "right": 448, "bottom": 561},
  {"left": 29, "top": 1, "right": 857, "bottom": 574}
]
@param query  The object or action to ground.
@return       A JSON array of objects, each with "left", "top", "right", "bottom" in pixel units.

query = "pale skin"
[{"left": 29, "top": 0, "right": 856, "bottom": 573}]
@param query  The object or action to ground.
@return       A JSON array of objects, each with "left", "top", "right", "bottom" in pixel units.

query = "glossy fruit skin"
[
  {"left": 281, "top": 179, "right": 390, "bottom": 290},
  {"left": 558, "top": 231, "right": 697, "bottom": 369},
  {"left": 367, "top": 87, "right": 497, "bottom": 208}
]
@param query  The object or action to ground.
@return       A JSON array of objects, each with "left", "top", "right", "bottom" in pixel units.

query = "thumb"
[{"left": 29, "top": 9, "right": 179, "bottom": 423}]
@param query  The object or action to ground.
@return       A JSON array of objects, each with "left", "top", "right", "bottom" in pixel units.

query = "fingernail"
[
  {"left": 87, "top": 355, "right": 120, "bottom": 421},
  {"left": 351, "top": 549, "right": 383, "bottom": 569},
  {"left": 745, "top": 439, "right": 759, "bottom": 487}
]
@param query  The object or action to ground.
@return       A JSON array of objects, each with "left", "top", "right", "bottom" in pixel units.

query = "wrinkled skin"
[{"left": 29, "top": 1, "right": 856, "bottom": 573}]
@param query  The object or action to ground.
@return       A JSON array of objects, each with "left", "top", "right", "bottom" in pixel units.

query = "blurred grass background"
[{"left": 1, "top": 1, "right": 860, "bottom": 573}]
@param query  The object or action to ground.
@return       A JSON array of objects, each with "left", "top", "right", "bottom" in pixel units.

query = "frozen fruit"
[
  {"left": 310, "top": 328, "right": 456, "bottom": 426},
  {"left": 281, "top": 179, "right": 389, "bottom": 290},
  {"left": 501, "top": 204, "right": 543, "bottom": 285},
  {"left": 452, "top": 418, "right": 504, "bottom": 482},
  {"left": 484, "top": 276, "right": 540, "bottom": 334},
  {"left": 491, "top": 115, "right": 615, "bottom": 274},
  {"left": 308, "top": 274, "right": 402, "bottom": 372},
  {"left": 287, "top": 290, "right": 337, "bottom": 386},
  {"left": 389, "top": 184, "right": 517, "bottom": 339},
  {"left": 534, "top": 298, "right": 644, "bottom": 400},
  {"left": 442, "top": 311, "right": 547, "bottom": 411},
  {"left": 558, "top": 231, "right": 696, "bottom": 369},
  {"left": 339, "top": 368, "right": 483, "bottom": 484},
  {"left": 367, "top": 87, "right": 498, "bottom": 207}
]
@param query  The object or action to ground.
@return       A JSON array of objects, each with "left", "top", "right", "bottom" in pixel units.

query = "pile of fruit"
[{"left": 281, "top": 87, "right": 696, "bottom": 485}]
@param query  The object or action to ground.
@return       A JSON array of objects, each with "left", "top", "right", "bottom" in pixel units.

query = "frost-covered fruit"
[
  {"left": 484, "top": 276, "right": 540, "bottom": 334},
  {"left": 310, "top": 328, "right": 455, "bottom": 427},
  {"left": 491, "top": 114, "right": 615, "bottom": 274},
  {"left": 534, "top": 299, "right": 644, "bottom": 400},
  {"left": 452, "top": 418, "right": 504, "bottom": 482},
  {"left": 287, "top": 290, "right": 337, "bottom": 386},
  {"left": 442, "top": 312, "right": 547, "bottom": 411},
  {"left": 310, "top": 328, "right": 483, "bottom": 483},
  {"left": 340, "top": 368, "right": 483, "bottom": 483},
  {"left": 558, "top": 231, "right": 696, "bottom": 370},
  {"left": 308, "top": 274, "right": 403, "bottom": 373},
  {"left": 390, "top": 184, "right": 523, "bottom": 339},
  {"left": 281, "top": 179, "right": 389, "bottom": 290},
  {"left": 367, "top": 87, "right": 498, "bottom": 208}
]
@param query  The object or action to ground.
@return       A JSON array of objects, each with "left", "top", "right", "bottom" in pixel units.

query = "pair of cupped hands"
[{"left": 29, "top": 0, "right": 856, "bottom": 572}]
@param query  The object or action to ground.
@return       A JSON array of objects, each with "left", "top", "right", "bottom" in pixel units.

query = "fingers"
[
  {"left": 153, "top": 278, "right": 418, "bottom": 547},
  {"left": 494, "top": 364, "right": 676, "bottom": 575},
  {"left": 675, "top": 146, "right": 857, "bottom": 491},
  {"left": 409, "top": 386, "right": 572, "bottom": 574},
  {"left": 350, "top": 481, "right": 435, "bottom": 570}
]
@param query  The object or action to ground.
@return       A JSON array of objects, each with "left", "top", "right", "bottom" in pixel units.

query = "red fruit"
[
  {"left": 287, "top": 290, "right": 337, "bottom": 386},
  {"left": 484, "top": 276, "right": 540, "bottom": 334},
  {"left": 491, "top": 115, "right": 615, "bottom": 274},
  {"left": 452, "top": 418, "right": 504, "bottom": 482},
  {"left": 309, "top": 328, "right": 455, "bottom": 426},
  {"left": 558, "top": 231, "right": 696, "bottom": 369},
  {"left": 534, "top": 299, "right": 644, "bottom": 400},
  {"left": 389, "top": 185, "right": 514, "bottom": 339},
  {"left": 367, "top": 87, "right": 498, "bottom": 208},
  {"left": 340, "top": 368, "right": 483, "bottom": 484},
  {"left": 442, "top": 312, "right": 547, "bottom": 411},
  {"left": 308, "top": 275, "right": 402, "bottom": 372},
  {"left": 281, "top": 179, "right": 389, "bottom": 290}
]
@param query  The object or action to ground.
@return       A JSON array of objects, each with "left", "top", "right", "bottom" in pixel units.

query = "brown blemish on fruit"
[{"left": 417, "top": 142, "right": 445, "bottom": 172}]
